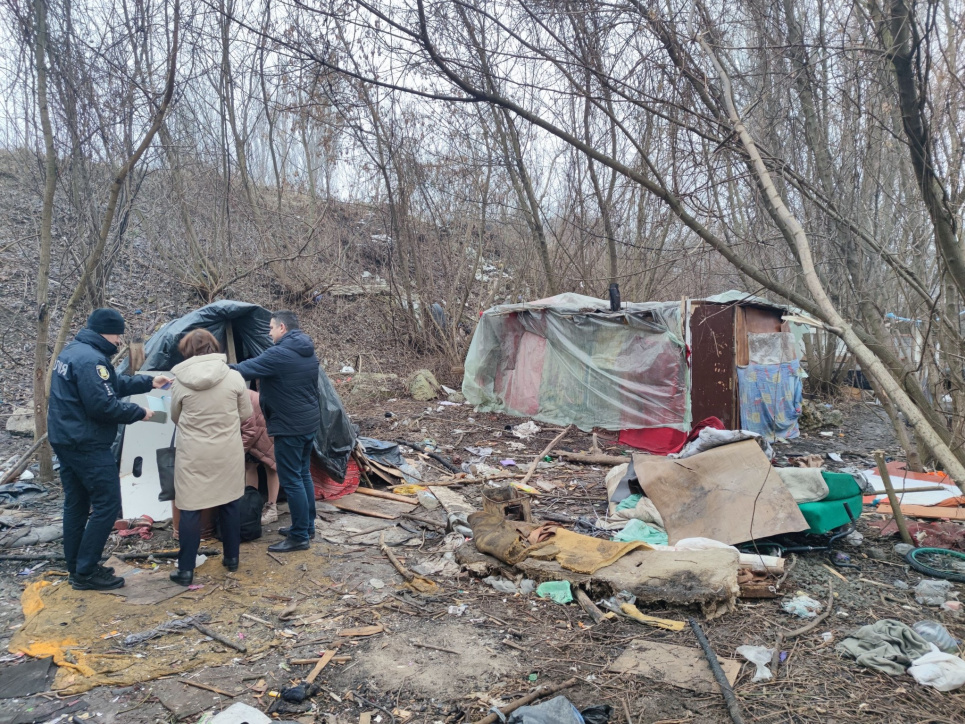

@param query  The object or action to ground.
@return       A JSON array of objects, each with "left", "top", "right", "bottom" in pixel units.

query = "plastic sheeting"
[
  {"left": 737, "top": 361, "right": 802, "bottom": 441},
  {"left": 463, "top": 293, "right": 690, "bottom": 432},
  {"left": 118, "top": 300, "right": 357, "bottom": 481}
]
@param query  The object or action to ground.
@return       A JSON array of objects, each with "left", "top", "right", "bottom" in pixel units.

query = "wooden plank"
[
  {"left": 354, "top": 487, "right": 418, "bottom": 505},
  {"left": 332, "top": 493, "right": 415, "bottom": 520},
  {"left": 306, "top": 650, "right": 336, "bottom": 683},
  {"left": 876, "top": 503, "right": 965, "bottom": 520},
  {"left": 224, "top": 322, "right": 237, "bottom": 364},
  {"left": 337, "top": 624, "right": 383, "bottom": 637}
]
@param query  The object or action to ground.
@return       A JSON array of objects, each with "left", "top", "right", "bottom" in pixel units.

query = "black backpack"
[{"left": 238, "top": 487, "right": 264, "bottom": 541}]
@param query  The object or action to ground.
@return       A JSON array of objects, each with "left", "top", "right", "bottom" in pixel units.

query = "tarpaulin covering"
[
  {"left": 463, "top": 293, "right": 690, "bottom": 432},
  {"left": 118, "top": 300, "right": 357, "bottom": 481},
  {"left": 737, "top": 361, "right": 802, "bottom": 441}
]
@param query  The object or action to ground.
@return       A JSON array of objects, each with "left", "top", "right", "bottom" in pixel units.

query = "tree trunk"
[{"left": 32, "top": 0, "right": 56, "bottom": 483}]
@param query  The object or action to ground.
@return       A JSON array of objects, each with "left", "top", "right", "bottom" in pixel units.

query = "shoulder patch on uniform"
[{"left": 96, "top": 364, "right": 111, "bottom": 380}]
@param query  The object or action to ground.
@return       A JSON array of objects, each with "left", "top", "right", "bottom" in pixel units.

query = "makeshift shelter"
[
  {"left": 115, "top": 300, "right": 356, "bottom": 520},
  {"left": 462, "top": 292, "right": 803, "bottom": 452}
]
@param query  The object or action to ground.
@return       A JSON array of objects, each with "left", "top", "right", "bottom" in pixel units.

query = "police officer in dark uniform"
[{"left": 48, "top": 308, "right": 172, "bottom": 591}]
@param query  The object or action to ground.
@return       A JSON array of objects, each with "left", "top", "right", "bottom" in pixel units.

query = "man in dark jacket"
[
  {"left": 48, "top": 308, "right": 171, "bottom": 590},
  {"left": 232, "top": 310, "right": 320, "bottom": 552}
]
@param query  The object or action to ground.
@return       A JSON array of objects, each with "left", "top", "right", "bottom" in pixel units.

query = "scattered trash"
[
  {"left": 908, "top": 648, "right": 965, "bottom": 691},
  {"left": 511, "top": 421, "right": 541, "bottom": 440},
  {"left": 845, "top": 531, "right": 864, "bottom": 546},
  {"left": 579, "top": 704, "right": 613, "bottom": 724},
  {"left": 500, "top": 459, "right": 517, "bottom": 467},
  {"left": 281, "top": 681, "right": 321, "bottom": 703},
  {"left": 448, "top": 604, "right": 468, "bottom": 616},
  {"left": 736, "top": 644, "right": 775, "bottom": 682},
  {"left": 535, "top": 581, "right": 573, "bottom": 604},
  {"left": 820, "top": 632, "right": 833, "bottom": 642},
  {"left": 417, "top": 491, "right": 440, "bottom": 510},
  {"left": 893, "top": 580, "right": 909, "bottom": 590},
  {"left": 599, "top": 592, "right": 686, "bottom": 631},
  {"left": 506, "top": 695, "right": 582, "bottom": 724},
  {"left": 782, "top": 593, "right": 824, "bottom": 618},
  {"left": 482, "top": 576, "right": 535, "bottom": 595},
  {"left": 912, "top": 621, "right": 959, "bottom": 654},
  {"left": 340, "top": 365, "right": 356, "bottom": 374},
  {"left": 942, "top": 600, "right": 962, "bottom": 613},
  {"left": 210, "top": 702, "right": 272, "bottom": 724},
  {"left": 819, "top": 431, "right": 835, "bottom": 437},
  {"left": 368, "top": 578, "right": 385, "bottom": 589},
  {"left": 894, "top": 543, "right": 915, "bottom": 556},
  {"left": 914, "top": 580, "right": 956, "bottom": 607},
  {"left": 827, "top": 452, "right": 844, "bottom": 462}
]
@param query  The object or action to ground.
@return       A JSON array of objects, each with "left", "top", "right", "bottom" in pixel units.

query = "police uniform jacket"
[
  {"left": 231, "top": 329, "right": 321, "bottom": 437},
  {"left": 48, "top": 328, "right": 154, "bottom": 449}
]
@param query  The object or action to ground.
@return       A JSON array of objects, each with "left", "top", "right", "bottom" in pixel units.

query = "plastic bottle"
[{"left": 912, "top": 620, "right": 960, "bottom": 654}]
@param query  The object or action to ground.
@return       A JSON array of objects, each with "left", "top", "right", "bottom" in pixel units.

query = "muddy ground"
[{"left": 0, "top": 393, "right": 963, "bottom": 724}]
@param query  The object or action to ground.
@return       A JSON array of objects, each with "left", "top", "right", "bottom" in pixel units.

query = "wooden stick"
[
  {"left": 266, "top": 551, "right": 287, "bottom": 566},
  {"left": 241, "top": 613, "right": 272, "bottom": 627},
  {"left": 411, "top": 641, "right": 461, "bottom": 655},
  {"left": 819, "top": 562, "right": 849, "bottom": 583},
  {"left": 0, "top": 433, "right": 48, "bottom": 486},
  {"left": 179, "top": 679, "right": 239, "bottom": 697},
  {"left": 552, "top": 450, "right": 631, "bottom": 466},
  {"left": 305, "top": 650, "right": 336, "bottom": 683},
  {"left": 869, "top": 485, "right": 954, "bottom": 495},
  {"left": 355, "top": 487, "right": 418, "bottom": 504},
  {"left": 874, "top": 451, "right": 913, "bottom": 545},
  {"left": 520, "top": 425, "right": 574, "bottom": 488},
  {"left": 290, "top": 656, "right": 351, "bottom": 665},
  {"left": 574, "top": 588, "right": 606, "bottom": 624},
  {"left": 471, "top": 677, "right": 579, "bottom": 724},
  {"left": 379, "top": 531, "right": 414, "bottom": 582},
  {"left": 192, "top": 622, "right": 247, "bottom": 653}
]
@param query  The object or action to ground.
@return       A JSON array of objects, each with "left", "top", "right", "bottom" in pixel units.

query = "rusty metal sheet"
[{"left": 690, "top": 303, "right": 737, "bottom": 429}]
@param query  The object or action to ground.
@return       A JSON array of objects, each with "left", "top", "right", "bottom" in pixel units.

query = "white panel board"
[{"left": 119, "top": 377, "right": 175, "bottom": 521}]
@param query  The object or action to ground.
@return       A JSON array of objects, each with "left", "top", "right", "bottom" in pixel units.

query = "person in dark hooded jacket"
[
  {"left": 48, "top": 308, "right": 172, "bottom": 591},
  {"left": 231, "top": 310, "right": 320, "bottom": 552}
]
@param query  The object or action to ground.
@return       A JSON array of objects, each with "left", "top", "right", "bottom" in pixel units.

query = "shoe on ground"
[
  {"left": 278, "top": 526, "right": 315, "bottom": 540},
  {"left": 169, "top": 569, "right": 194, "bottom": 586},
  {"left": 71, "top": 569, "right": 125, "bottom": 591},
  {"left": 222, "top": 557, "right": 239, "bottom": 572},
  {"left": 268, "top": 537, "right": 310, "bottom": 553},
  {"left": 261, "top": 502, "right": 278, "bottom": 525}
]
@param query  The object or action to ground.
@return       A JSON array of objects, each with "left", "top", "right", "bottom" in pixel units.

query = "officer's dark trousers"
[
  {"left": 177, "top": 499, "right": 241, "bottom": 572},
  {"left": 53, "top": 445, "right": 121, "bottom": 577}
]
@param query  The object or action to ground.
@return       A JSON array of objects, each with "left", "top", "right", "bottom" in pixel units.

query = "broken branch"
[{"left": 470, "top": 677, "right": 579, "bottom": 724}]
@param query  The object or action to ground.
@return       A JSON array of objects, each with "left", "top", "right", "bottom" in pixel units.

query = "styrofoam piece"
[{"left": 209, "top": 702, "right": 272, "bottom": 724}]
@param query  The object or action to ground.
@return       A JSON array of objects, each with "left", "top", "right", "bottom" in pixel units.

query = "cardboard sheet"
[
  {"left": 608, "top": 639, "right": 741, "bottom": 693},
  {"left": 634, "top": 439, "right": 808, "bottom": 545}
]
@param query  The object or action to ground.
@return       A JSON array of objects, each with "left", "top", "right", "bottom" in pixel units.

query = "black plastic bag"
[
  {"left": 238, "top": 486, "right": 264, "bottom": 541},
  {"left": 580, "top": 705, "right": 612, "bottom": 724}
]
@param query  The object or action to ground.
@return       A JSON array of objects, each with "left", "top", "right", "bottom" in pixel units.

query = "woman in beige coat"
[{"left": 169, "top": 329, "right": 253, "bottom": 585}]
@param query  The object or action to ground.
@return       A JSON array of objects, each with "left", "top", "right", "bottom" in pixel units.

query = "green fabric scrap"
[
  {"left": 611, "top": 518, "right": 669, "bottom": 545},
  {"left": 616, "top": 494, "right": 642, "bottom": 512},
  {"left": 536, "top": 581, "right": 573, "bottom": 604}
]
